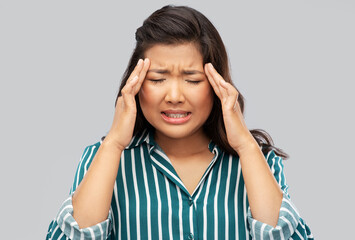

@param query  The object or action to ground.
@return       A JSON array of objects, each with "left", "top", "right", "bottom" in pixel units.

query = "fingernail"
[
  {"left": 209, "top": 63, "right": 214, "bottom": 68},
  {"left": 137, "top": 59, "right": 143, "bottom": 65},
  {"left": 144, "top": 58, "right": 149, "bottom": 64}
]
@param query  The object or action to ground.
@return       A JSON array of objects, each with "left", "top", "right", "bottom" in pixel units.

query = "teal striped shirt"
[{"left": 46, "top": 129, "right": 313, "bottom": 240}]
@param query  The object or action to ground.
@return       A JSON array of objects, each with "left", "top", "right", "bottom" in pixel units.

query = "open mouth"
[
  {"left": 161, "top": 111, "right": 192, "bottom": 124},
  {"left": 162, "top": 112, "right": 191, "bottom": 118}
]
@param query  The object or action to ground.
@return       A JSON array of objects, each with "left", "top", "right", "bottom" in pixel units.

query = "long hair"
[{"left": 110, "top": 5, "right": 288, "bottom": 159}]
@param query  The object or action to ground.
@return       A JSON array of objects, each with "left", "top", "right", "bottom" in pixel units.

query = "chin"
[
  {"left": 157, "top": 131, "right": 189, "bottom": 140},
  {"left": 154, "top": 125, "right": 203, "bottom": 140}
]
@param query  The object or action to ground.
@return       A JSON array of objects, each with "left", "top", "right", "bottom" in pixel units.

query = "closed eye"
[
  {"left": 147, "top": 79, "right": 202, "bottom": 85},
  {"left": 186, "top": 80, "right": 202, "bottom": 85},
  {"left": 148, "top": 79, "right": 165, "bottom": 83}
]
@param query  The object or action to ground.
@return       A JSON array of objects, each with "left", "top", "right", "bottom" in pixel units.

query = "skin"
[
  {"left": 139, "top": 43, "right": 213, "bottom": 143},
  {"left": 72, "top": 42, "right": 283, "bottom": 229},
  {"left": 138, "top": 43, "right": 215, "bottom": 195},
  {"left": 204, "top": 62, "right": 283, "bottom": 227}
]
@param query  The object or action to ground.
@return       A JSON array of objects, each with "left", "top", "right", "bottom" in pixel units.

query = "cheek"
[
  {"left": 139, "top": 84, "right": 159, "bottom": 108},
  {"left": 190, "top": 85, "right": 214, "bottom": 108}
]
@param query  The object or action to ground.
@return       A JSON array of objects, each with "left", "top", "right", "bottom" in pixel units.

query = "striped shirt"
[{"left": 46, "top": 129, "right": 313, "bottom": 240}]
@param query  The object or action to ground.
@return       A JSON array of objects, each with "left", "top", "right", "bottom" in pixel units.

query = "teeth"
[{"left": 164, "top": 113, "right": 188, "bottom": 118}]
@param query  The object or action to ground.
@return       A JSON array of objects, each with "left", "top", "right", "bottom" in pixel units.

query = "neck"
[{"left": 154, "top": 129, "right": 211, "bottom": 159}]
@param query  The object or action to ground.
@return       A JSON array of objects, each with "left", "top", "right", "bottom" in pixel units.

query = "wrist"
[
  {"left": 101, "top": 135, "right": 126, "bottom": 153},
  {"left": 234, "top": 135, "right": 260, "bottom": 157}
]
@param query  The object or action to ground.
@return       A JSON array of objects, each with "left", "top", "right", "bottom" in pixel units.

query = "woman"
[{"left": 46, "top": 5, "right": 313, "bottom": 240}]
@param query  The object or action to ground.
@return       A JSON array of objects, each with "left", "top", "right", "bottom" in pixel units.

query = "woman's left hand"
[
  {"left": 205, "top": 63, "right": 283, "bottom": 227},
  {"left": 204, "top": 63, "right": 257, "bottom": 153}
]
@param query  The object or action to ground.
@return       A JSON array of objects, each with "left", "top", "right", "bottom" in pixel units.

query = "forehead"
[{"left": 144, "top": 43, "right": 203, "bottom": 67}]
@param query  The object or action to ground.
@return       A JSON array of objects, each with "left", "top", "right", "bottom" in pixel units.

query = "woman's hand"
[
  {"left": 204, "top": 63, "right": 256, "bottom": 153},
  {"left": 71, "top": 58, "right": 150, "bottom": 228},
  {"left": 105, "top": 58, "right": 150, "bottom": 151},
  {"left": 205, "top": 63, "right": 284, "bottom": 226}
]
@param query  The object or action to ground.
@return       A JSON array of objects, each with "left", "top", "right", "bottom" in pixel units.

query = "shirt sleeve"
[
  {"left": 246, "top": 150, "right": 314, "bottom": 240},
  {"left": 46, "top": 143, "right": 114, "bottom": 240}
]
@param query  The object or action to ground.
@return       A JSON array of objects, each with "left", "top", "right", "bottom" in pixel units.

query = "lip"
[{"left": 161, "top": 110, "right": 191, "bottom": 124}]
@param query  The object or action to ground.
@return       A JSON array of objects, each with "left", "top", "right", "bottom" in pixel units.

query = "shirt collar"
[
  {"left": 208, "top": 140, "right": 220, "bottom": 155},
  {"left": 124, "top": 128, "right": 153, "bottom": 149}
]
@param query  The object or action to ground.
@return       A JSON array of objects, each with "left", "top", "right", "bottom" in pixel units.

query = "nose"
[{"left": 164, "top": 80, "right": 185, "bottom": 104}]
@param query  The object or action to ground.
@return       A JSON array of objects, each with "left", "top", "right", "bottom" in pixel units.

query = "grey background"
[{"left": 1, "top": 0, "right": 354, "bottom": 239}]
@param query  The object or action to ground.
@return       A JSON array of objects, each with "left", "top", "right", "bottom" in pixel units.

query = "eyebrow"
[{"left": 147, "top": 69, "right": 205, "bottom": 75}]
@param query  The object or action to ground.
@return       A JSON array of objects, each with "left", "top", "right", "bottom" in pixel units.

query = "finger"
[
  {"left": 217, "top": 78, "right": 228, "bottom": 101},
  {"left": 219, "top": 80, "right": 239, "bottom": 110},
  {"left": 133, "top": 58, "right": 150, "bottom": 93},
  {"left": 122, "top": 58, "right": 150, "bottom": 102},
  {"left": 205, "top": 63, "right": 222, "bottom": 98},
  {"left": 219, "top": 79, "right": 239, "bottom": 98},
  {"left": 127, "top": 59, "right": 144, "bottom": 83},
  {"left": 207, "top": 63, "right": 226, "bottom": 85},
  {"left": 121, "top": 75, "right": 139, "bottom": 107},
  {"left": 122, "top": 89, "right": 136, "bottom": 108},
  {"left": 206, "top": 63, "right": 229, "bottom": 101},
  {"left": 121, "top": 58, "right": 146, "bottom": 95},
  {"left": 121, "top": 75, "right": 139, "bottom": 94}
]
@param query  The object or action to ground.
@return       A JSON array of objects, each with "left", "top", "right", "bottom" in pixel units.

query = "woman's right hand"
[
  {"left": 71, "top": 59, "right": 150, "bottom": 229},
  {"left": 104, "top": 58, "right": 150, "bottom": 151}
]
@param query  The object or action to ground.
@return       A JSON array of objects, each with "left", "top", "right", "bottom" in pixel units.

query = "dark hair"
[{"left": 111, "top": 5, "right": 289, "bottom": 159}]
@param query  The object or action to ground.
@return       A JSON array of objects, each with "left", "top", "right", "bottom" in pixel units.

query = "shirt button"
[
  {"left": 188, "top": 233, "right": 194, "bottom": 240},
  {"left": 188, "top": 199, "right": 194, "bottom": 206}
]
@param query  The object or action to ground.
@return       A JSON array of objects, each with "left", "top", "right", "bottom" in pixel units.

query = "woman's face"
[{"left": 138, "top": 42, "right": 214, "bottom": 141}]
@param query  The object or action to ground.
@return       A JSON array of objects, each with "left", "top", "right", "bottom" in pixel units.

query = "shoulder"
[
  {"left": 264, "top": 149, "right": 288, "bottom": 187},
  {"left": 265, "top": 149, "right": 277, "bottom": 160},
  {"left": 262, "top": 149, "right": 284, "bottom": 166}
]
